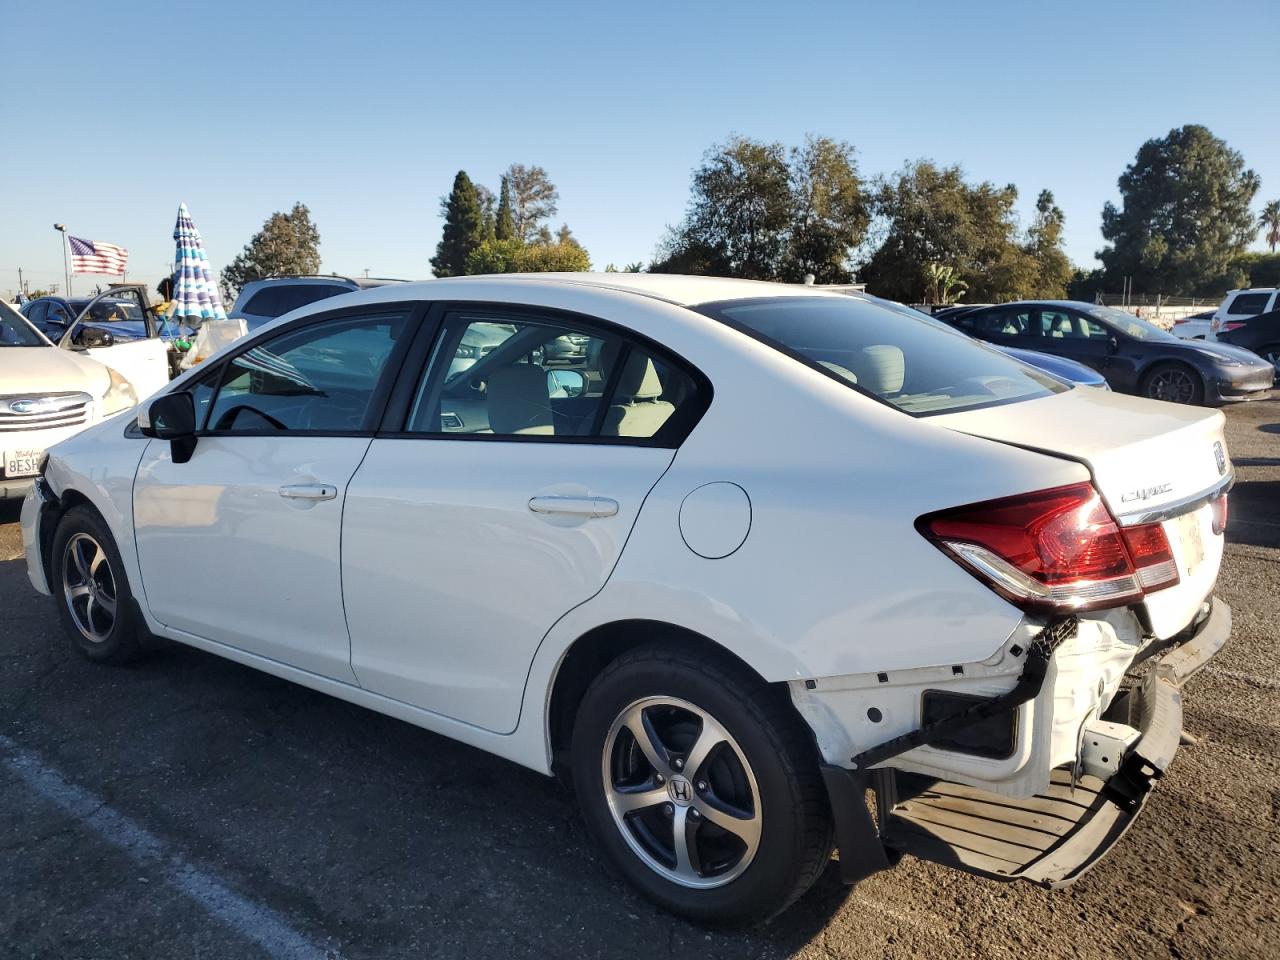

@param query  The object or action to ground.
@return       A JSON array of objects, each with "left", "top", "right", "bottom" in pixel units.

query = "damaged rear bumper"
[{"left": 821, "top": 596, "right": 1230, "bottom": 887}]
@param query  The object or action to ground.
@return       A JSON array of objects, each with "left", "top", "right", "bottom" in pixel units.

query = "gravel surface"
[{"left": 1, "top": 399, "right": 1277, "bottom": 959}]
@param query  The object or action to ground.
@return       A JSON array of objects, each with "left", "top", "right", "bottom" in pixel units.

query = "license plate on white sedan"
[
  {"left": 1175, "top": 509, "right": 1206, "bottom": 577},
  {"left": 3, "top": 449, "right": 42, "bottom": 478}
]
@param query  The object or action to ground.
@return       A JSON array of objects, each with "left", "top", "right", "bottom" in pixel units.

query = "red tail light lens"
[
  {"left": 919, "top": 482, "right": 1179, "bottom": 612},
  {"left": 1223, "top": 321, "right": 1247, "bottom": 332}
]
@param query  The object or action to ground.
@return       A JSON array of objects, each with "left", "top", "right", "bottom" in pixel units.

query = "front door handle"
[
  {"left": 279, "top": 483, "right": 338, "bottom": 502},
  {"left": 528, "top": 495, "right": 619, "bottom": 518}
]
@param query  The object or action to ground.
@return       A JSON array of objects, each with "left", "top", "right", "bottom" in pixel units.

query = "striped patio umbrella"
[{"left": 168, "top": 202, "right": 227, "bottom": 328}]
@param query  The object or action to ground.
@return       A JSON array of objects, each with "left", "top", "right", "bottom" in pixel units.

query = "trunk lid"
[{"left": 934, "top": 388, "right": 1229, "bottom": 638}]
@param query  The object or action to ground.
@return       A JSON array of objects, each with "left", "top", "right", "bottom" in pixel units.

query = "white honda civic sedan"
[{"left": 21, "top": 274, "right": 1232, "bottom": 924}]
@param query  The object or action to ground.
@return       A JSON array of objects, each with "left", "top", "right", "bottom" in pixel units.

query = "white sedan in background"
[
  {"left": 22, "top": 274, "right": 1231, "bottom": 924},
  {"left": 0, "top": 301, "right": 138, "bottom": 499}
]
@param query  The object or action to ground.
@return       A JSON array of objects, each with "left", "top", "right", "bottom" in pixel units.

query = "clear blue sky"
[{"left": 4, "top": 0, "right": 1278, "bottom": 299}]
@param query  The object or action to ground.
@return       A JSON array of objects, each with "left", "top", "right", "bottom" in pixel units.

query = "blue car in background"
[{"left": 850, "top": 292, "right": 1109, "bottom": 388}]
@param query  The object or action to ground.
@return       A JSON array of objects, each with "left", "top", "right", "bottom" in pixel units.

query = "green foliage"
[
  {"left": 220, "top": 202, "right": 321, "bottom": 302},
  {"left": 495, "top": 176, "right": 515, "bottom": 241},
  {"left": 654, "top": 135, "right": 868, "bottom": 282},
  {"left": 466, "top": 237, "right": 590, "bottom": 274},
  {"left": 1231, "top": 251, "right": 1280, "bottom": 288},
  {"left": 1098, "top": 125, "right": 1259, "bottom": 297},
  {"left": 1259, "top": 200, "right": 1280, "bottom": 254},
  {"left": 431, "top": 171, "right": 485, "bottom": 278},
  {"left": 1067, "top": 267, "right": 1107, "bottom": 302},
  {"left": 858, "top": 161, "right": 1040, "bottom": 302},
  {"left": 923, "top": 263, "right": 968, "bottom": 305}
]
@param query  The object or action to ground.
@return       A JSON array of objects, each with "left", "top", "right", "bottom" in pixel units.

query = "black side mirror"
[
  {"left": 139, "top": 392, "right": 197, "bottom": 463},
  {"left": 76, "top": 326, "right": 114, "bottom": 348}
]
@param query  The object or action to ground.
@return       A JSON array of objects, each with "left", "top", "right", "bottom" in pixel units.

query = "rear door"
[
  {"left": 133, "top": 306, "right": 416, "bottom": 681},
  {"left": 342, "top": 305, "right": 708, "bottom": 733}
]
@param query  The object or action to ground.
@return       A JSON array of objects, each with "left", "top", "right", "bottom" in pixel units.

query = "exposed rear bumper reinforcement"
[{"left": 821, "top": 596, "right": 1230, "bottom": 887}]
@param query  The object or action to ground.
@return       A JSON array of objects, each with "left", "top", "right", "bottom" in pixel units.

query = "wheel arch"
[
  {"left": 38, "top": 486, "right": 100, "bottom": 587},
  {"left": 545, "top": 619, "right": 795, "bottom": 773},
  {"left": 1139, "top": 357, "right": 1208, "bottom": 393}
]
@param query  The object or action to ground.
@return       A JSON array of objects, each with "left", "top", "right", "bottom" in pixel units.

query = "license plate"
[
  {"left": 1175, "top": 510, "right": 1206, "bottom": 577},
  {"left": 3, "top": 449, "right": 42, "bottom": 478}
]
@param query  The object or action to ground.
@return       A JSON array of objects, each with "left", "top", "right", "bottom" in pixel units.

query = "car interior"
[{"left": 410, "top": 316, "right": 693, "bottom": 440}]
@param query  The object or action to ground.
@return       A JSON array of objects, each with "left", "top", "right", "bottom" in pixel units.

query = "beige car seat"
[{"left": 602, "top": 349, "right": 675, "bottom": 437}]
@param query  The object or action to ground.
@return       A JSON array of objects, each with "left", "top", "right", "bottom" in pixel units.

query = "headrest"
[
  {"left": 854, "top": 345, "right": 905, "bottom": 395},
  {"left": 614, "top": 350, "right": 664, "bottom": 401},
  {"left": 487, "top": 364, "right": 553, "bottom": 434}
]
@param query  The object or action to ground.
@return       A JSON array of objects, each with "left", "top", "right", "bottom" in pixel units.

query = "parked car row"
[{"left": 20, "top": 273, "right": 1235, "bottom": 924}]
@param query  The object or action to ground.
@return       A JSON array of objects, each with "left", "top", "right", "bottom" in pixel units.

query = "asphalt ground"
[{"left": 1, "top": 399, "right": 1277, "bottom": 959}]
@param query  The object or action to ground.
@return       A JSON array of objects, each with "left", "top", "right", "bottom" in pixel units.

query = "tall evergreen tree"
[
  {"left": 220, "top": 202, "right": 321, "bottom": 301},
  {"left": 1024, "top": 189, "right": 1073, "bottom": 298},
  {"left": 495, "top": 176, "right": 515, "bottom": 241},
  {"left": 431, "top": 171, "right": 484, "bottom": 278}
]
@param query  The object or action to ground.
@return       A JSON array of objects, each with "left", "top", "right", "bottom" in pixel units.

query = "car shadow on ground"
[
  {"left": 1226, "top": 479, "right": 1280, "bottom": 550},
  {"left": 0, "top": 553, "right": 851, "bottom": 957}
]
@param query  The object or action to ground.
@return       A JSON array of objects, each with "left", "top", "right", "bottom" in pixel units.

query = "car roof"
[{"left": 372, "top": 273, "right": 848, "bottom": 308}]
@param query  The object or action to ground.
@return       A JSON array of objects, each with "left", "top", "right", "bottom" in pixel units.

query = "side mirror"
[
  {"left": 139, "top": 392, "right": 197, "bottom": 463},
  {"left": 547, "top": 369, "right": 586, "bottom": 398},
  {"left": 76, "top": 326, "right": 114, "bottom": 348}
]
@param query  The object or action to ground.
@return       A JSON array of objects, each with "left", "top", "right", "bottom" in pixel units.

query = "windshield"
[
  {"left": 1085, "top": 305, "right": 1178, "bottom": 343},
  {"left": 697, "top": 296, "right": 1066, "bottom": 416},
  {"left": 0, "top": 301, "right": 48, "bottom": 346}
]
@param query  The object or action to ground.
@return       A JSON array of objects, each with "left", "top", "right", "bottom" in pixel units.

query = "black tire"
[
  {"left": 1256, "top": 343, "right": 1280, "bottom": 375},
  {"left": 571, "top": 643, "right": 833, "bottom": 925},
  {"left": 1141, "top": 362, "right": 1204, "bottom": 405},
  {"left": 50, "top": 505, "right": 145, "bottom": 664}
]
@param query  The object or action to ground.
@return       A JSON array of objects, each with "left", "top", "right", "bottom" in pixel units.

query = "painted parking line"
[{"left": 0, "top": 735, "right": 340, "bottom": 960}]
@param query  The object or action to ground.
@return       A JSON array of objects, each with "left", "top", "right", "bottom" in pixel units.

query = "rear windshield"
[
  {"left": 242, "top": 284, "right": 352, "bottom": 318},
  {"left": 696, "top": 296, "right": 1066, "bottom": 416}
]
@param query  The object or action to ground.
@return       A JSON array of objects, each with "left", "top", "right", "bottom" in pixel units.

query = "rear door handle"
[
  {"left": 528, "top": 495, "right": 619, "bottom": 518},
  {"left": 279, "top": 483, "right": 338, "bottom": 502}
]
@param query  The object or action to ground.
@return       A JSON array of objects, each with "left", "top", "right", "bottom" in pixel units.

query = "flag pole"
[{"left": 54, "top": 223, "right": 71, "bottom": 296}]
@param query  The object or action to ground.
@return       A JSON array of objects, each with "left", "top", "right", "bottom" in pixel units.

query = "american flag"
[{"left": 68, "top": 236, "right": 129, "bottom": 275}]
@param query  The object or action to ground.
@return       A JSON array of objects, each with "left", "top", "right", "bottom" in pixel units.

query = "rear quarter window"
[
  {"left": 1227, "top": 293, "right": 1272, "bottom": 315},
  {"left": 242, "top": 284, "right": 352, "bottom": 318}
]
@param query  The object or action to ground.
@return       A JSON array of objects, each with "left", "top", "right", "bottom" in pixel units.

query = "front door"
[
  {"left": 133, "top": 307, "right": 414, "bottom": 681},
  {"left": 342, "top": 307, "right": 707, "bottom": 733}
]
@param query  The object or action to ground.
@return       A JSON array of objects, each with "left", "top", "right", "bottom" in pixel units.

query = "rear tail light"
[
  {"left": 918, "top": 483, "right": 1179, "bottom": 613},
  {"left": 1223, "top": 321, "right": 1247, "bottom": 332},
  {"left": 1211, "top": 493, "right": 1229, "bottom": 535}
]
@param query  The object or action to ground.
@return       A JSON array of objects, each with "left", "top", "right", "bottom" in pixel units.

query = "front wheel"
[
  {"left": 571, "top": 645, "right": 833, "bottom": 925},
  {"left": 1256, "top": 343, "right": 1280, "bottom": 377},
  {"left": 1142, "top": 362, "right": 1204, "bottom": 405},
  {"left": 51, "top": 506, "right": 145, "bottom": 664}
]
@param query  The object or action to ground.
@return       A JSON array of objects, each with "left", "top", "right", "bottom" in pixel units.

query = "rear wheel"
[
  {"left": 1142, "top": 362, "right": 1204, "bottom": 405},
  {"left": 51, "top": 506, "right": 145, "bottom": 664},
  {"left": 571, "top": 644, "right": 833, "bottom": 925}
]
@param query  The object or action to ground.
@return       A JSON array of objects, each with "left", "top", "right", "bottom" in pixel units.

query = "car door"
[
  {"left": 59, "top": 288, "right": 171, "bottom": 399},
  {"left": 1028, "top": 308, "right": 1111, "bottom": 373},
  {"left": 133, "top": 306, "right": 416, "bottom": 681},
  {"left": 342, "top": 306, "right": 708, "bottom": 733}
]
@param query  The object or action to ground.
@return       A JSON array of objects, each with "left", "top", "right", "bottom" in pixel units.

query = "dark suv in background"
[
  {"left": 229, "top": 275, "right": 408, "bottom": 331},
  {"left": 937, "top": 300, "right": 1273, "bottom": 405}
]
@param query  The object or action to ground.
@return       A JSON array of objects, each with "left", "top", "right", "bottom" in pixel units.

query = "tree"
[
  {"left": 1024, "top": 189, "right": 1073, "bottom": 298},
  {"left": 1259, "top": 200, "right": 1280, "bottom": 254},
  {"left": 923, "top": 263, "right": 969, "bottom": 305},
  {"left": 858, "top": 161, "right": 1035, "bottom": 302},
  {"left": 1098, "top": 125, "right": 1260, "bottom": 296},
  {"left": 504, "top": 164, "right": 559, "bottom": 243},
  {"left": 784, "top": 135, "right": 870, "bottom": 283},
  {"left": 655, "top": 135, "right": 867, "bottom": 282},
  {"left": 431, "top": 171, "right": 485, "bottom": 278},
  {"left": 475, "top": 183, "right": 496, "bottom": 242},
  {"left": 495, "top": 176, "right": 515, "bottom": 241},
  {"left": 220, "top": 203, "right": 320, "bottom": 301}
]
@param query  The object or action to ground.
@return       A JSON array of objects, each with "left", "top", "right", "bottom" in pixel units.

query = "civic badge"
[{"left": 1214, "top": 441, "right": 1227, "bottom": 476}]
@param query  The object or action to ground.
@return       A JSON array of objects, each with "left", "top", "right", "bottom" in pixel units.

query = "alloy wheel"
[
  {"left": 1146, "top": 367, "right": 1197, "bottom": 403},
  {"left": 62, "top": 533, "right": 117, "bottom": 644},
  {"left": 1261, "top": 346, "right": 1280, "bottom": 376},
  {"left": 602, "top": 696, "right": 762, "bottom": 889}
]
